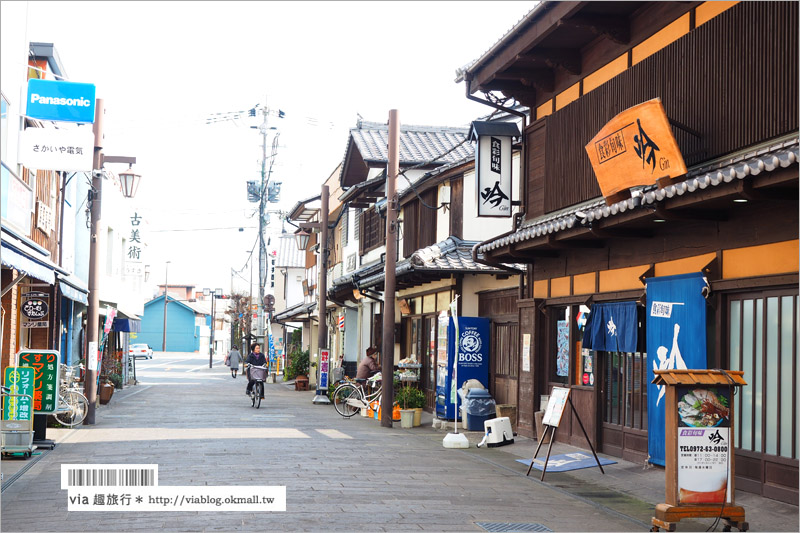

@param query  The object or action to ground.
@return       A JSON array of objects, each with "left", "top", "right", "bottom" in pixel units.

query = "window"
[
  {"left": 729, "top": 291, "right": 798, "bottom": 459},
  {"left": 403, "top": 190, "right": 438, "bottom": 257},
  {"left": 341, "top": 208, "right": 349, "bottom": 247},
  {"left": 549, "top": 306, "right": 571, "bottom": 384},
  {"left": 359, "top": 206, "right": 383, "bottom": 254}
]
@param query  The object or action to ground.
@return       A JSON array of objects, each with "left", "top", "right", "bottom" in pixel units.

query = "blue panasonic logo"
[{"left": 26, "top": 79, "right": 96, "bottom": 123}]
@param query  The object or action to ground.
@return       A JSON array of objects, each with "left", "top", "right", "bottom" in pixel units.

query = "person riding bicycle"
[
  {"left": 356, "top": 346, "right": 380, "bottom": 380},
  {"left": 245, "top": 344, "right": 268, "bottom": 398}
]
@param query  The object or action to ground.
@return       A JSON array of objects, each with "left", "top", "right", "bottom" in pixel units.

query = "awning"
[
  {"left": 583, "top": 301, "right": 638, "bottom": 353},
  {"left": 57, "top": 273, "right": 89, "bottom": 305},
  {"left": 274, "top": 301, "right": 316, "bottom": 322},
  {"left": 113, "top": 318, "right": 141, "bottom": 333},
  {"left": 0, "top": 242, "right": 56, "bottom": 284}
]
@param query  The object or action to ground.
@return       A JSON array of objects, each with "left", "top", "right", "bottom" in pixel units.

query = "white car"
[{"left": 129, "top": 343, "right": 154, "bottom": 360}]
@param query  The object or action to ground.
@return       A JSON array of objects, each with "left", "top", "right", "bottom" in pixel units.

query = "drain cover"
[{"left": 475, "top": 523, "right": 552, "bottom": 532}]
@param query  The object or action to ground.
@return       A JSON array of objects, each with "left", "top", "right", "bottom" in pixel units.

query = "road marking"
[
  {"left": 187, "top": 361, "right": 224, "bottom": 372},
  {"left": 315, "top": 429, "right": 352, "bottom": 439}
]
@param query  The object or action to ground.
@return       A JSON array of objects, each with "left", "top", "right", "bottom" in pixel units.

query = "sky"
[{"left": 14, "top": 0, "right": 536, "bottom": 297}]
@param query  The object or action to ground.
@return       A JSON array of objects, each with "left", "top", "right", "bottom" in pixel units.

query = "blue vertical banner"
[
  {"left": 646, "top": 272, "right": 708, "bottom": 466},
  {"left": 435, "top": 316, "right": 490, "bottom": 419}
]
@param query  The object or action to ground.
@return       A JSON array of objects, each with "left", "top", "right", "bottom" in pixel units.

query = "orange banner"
[{"left": 585, "top": 98, "right": 687, "bottom": 198}]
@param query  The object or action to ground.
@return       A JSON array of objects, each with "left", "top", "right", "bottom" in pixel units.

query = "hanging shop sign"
[
  {"left": 18, "top": 127, "right": 94, "bottom": 171},
  {"left": 470, "top": 121, "right": 520, "bottom": 218},
  {"left": 26, "top": 79, "right": 96, "bottom": 123},
  {"left": 124, "top": 211, "right": 144, "bottom": 277},
  {"left": 585, "top": 98, "right": 687, "bottom": 202},
  {"left": 17, "top": 350, "right": 61, "bottom": 414},
  {"left": 2, "top": 366, "right": 35, "bottom": 421},
  {"left": 646, "top": 272, "right": 708, "bottom": 466},
  {"left": 20, "top": 291, "right": 50, "bottom": 329}
]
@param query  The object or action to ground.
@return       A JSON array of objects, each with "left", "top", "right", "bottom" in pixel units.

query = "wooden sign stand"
[
  {"left": 525, "top": 386, "right": 605, "bottom": 481},
  {"left": 651, "top": 369, "right": 748, "bottom": 532}
]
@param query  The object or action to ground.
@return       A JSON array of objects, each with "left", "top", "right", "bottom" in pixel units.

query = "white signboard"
[
  {"left": 87, "top": 341, "right": 98, "bottom": 372},
  {"left": 19, "top": 127, "right": 94, "bottom": 172},
  {"left": 522, "top": 333, "right": 531, "bottom": 372},
  {"left": 476, "top": 134, "right": 512, "bottom": 217}
]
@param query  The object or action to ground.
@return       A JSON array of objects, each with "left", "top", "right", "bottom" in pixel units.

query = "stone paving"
[{"left": 1, "top": 352, "right": 797, "bottom": 532}]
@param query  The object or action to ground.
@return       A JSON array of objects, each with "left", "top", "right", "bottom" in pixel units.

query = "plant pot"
[
  {"left": 98, "top": 383, "right": 114, "bottom": 405},
  {"left": 413, "top": 407, "right": 423, "bottom": 427},
  {"left": 400, "top": 409, "right": 415, "bottom": 429}
]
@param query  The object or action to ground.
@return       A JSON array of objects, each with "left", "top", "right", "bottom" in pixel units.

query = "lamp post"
[
  {"left": 204, "top": 288, "right": 223, "bottom": 368},
  {"left": 162, "top": 261, "right": 170, "bottom": 352},
  {"left": 85, "top": 99, "right": 141, "bottom": 425}
]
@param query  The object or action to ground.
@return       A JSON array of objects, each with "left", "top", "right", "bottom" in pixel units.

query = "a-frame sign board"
[{"left": 525, "top": 386, "right": 605, "bottom": 481}]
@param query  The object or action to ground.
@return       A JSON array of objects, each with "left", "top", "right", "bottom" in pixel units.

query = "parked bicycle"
[
  {"left": 332, "top": 377, "right": 382, "bottom": 418},
  {"left": 248, "top": 364, "right": 268, "bottom": 409},
  {"left": 53, "top": 364, "right": 89, "bottom": 427}
]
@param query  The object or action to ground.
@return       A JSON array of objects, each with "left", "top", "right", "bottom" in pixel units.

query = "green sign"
[
  {"left": 2, "top": 366, "right": 35, "bottom": 421},
  {"left": 17, "top": 350, "right": 60, "bottom": 414}
]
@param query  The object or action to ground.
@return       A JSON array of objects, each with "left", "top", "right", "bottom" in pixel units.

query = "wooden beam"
[
  {"left": 557, "top": 16, "right": 630, "bottom": 45},
  {"left": 655, "top": 205, "right": 728, "bottom": 222},
  {"left": 519, "top": 48, "right": 582, "bottom": 75},
  {"left": 495, "top": 68, "right": 555, "bottom": 92},
  {"left": 590, "top": 227, "right": 654, "bottom": 239},
  {"left": 547, "top": 235, "right": 605, "bottom": 249}
]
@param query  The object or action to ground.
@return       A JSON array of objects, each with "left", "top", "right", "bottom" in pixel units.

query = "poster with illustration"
[
  {"left": 556, "top": 320, "right": 569, "bottom": 377},
  {"left": 676, "top": 386, "right": 732, "bottom": 504}
]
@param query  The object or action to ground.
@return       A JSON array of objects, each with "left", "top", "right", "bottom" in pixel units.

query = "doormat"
[{"left": 516, "top": 452, "right": 616, "bottom": 472}]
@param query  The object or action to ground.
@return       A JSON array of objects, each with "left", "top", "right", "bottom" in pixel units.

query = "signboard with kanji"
[
  {"left": 319, "top": 349, "right": 329, "bottom": 389},
  {"left": 2, "top": 366, "right": 35, "bottom": 421},
  {"left": 17, "top": 350, "right": 61, "bottom": 414},
  {"left": 21, "top": 291, "right": 50, "bottom": 329}
]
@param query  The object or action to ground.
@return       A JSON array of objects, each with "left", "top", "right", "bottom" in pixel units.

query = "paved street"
[{"left": 1, "top": 352, "right": 797, "bottom": 532}]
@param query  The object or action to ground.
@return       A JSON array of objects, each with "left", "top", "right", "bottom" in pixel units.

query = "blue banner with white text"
[{"left": 646, "top": 272, "right": 708, "bottom": 466}]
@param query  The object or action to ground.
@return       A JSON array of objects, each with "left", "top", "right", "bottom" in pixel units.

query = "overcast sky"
[{"left": 14, "top": 1, "right": 535, "bottom": 296}]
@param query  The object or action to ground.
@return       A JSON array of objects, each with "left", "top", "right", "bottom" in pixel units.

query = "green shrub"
[
  {"left": 395, "top": 385, "right": 426, "bottom": 410},
  {"left": 285, "top": 348, "right": 309, "bottom": 380}
]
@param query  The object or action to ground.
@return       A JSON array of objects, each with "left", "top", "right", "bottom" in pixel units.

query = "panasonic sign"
[{"left": 26, "top": 79, "right": 96, "bottom": 123}]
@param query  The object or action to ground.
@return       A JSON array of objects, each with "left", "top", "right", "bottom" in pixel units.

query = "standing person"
[
  {"left": 227, "top": 345, "right": 242, "bottom": 378},
  {"left": 245, "top": 344, "right": 268, "bottom": 398},
  {"left": 356, "top": 346, "right": 380, "bottom": 380}
]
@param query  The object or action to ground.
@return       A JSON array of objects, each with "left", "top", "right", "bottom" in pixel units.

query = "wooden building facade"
[{"left": 465, "top": 1, "right": 798, "bottom": 504}]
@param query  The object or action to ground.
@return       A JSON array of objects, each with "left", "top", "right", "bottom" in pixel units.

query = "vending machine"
[{"left": 435, "top": 316, "right": 490, "bottom": 420}]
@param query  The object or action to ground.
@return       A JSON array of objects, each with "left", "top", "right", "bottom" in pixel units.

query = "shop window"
[{"left": 549, "top": 306, "right": 571, "bottom": 384}]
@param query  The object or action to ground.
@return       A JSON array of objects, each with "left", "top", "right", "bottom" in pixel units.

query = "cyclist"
[
  {"left": 356, "top": 346, "right": 380, "bottom": 380},
  {"left": 245, "top": 344, "right": 268, "bottom": 398}
]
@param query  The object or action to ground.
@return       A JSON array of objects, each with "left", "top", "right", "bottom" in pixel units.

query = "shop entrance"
[{"left": 599, "top": 350, "right": 649, "bottom": 464}]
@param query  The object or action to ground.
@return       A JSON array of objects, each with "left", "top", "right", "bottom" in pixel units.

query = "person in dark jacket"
[
  {"left": 356, "top": 346, "right": 380, "bottom": 380},
  {"left": 245, "top": 344, "right": 268, "bottom": 398}
]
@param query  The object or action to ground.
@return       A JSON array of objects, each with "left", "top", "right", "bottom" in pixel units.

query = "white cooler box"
[{"left": 477, "top": 416, "right": 514, "bottom": 448}]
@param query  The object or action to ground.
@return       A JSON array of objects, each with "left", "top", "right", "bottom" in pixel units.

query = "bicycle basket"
[{"left": 250, "top": 366, "right": 267, "bottom": 381}]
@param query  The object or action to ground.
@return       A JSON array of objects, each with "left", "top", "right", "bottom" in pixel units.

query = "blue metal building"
[{"left": 138, "top": 295, "right": 203, "bottom": 352}]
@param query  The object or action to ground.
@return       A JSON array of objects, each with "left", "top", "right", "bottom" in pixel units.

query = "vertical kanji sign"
[
  {"left": 17, "top": 350, "right": 61, "bottom": 414},
  {"left": 319, "top": 349, "right": 329, "bottom": 389},
  {"left": 2, "top": 366, "right": 35, "bottom": 421}
]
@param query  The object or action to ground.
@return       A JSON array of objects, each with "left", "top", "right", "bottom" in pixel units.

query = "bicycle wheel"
[
  {"left": 333, "top": 383, "right": 361, "bottom": 417},
  {"left": 255, "top": 382, "right": 263, "bottom": 409},
  {"left": 54, "top": 390, "right": 88, "bottom": 427},
  {"left": 251, "top": 386, "right": 256, "bottom": 407}
]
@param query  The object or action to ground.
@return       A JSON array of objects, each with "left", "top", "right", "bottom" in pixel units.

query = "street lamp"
[
  {"left": 294, "top": 229, "right": 311, "bottom": 251},
  {"left": 85, "top": 99, "right": 142, "bottom": 425},
  {"left": 118, "top": 164, "right": 141, "bottom": 198},
  {"left": 204, "top": 288, "right": 224, "bottom": 368}
]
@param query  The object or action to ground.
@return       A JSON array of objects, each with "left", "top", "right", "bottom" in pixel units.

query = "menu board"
[{"left": 542, "top": 386, "right": 570, "bottom": 427}]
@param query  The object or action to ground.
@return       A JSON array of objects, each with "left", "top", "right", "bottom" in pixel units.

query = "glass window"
[{"left": 550, "top": 306, "right": 571, "bottom": 384}]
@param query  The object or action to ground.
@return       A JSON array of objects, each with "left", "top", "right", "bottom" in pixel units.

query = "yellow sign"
[{"left": 585, "top": 98, "right": 687, "bottom": 199}]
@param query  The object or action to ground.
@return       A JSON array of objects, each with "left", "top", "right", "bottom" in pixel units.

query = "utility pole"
[
  {"left": 84, "top": 99, "right": 105, "bottom": 425},
  {"left": 381, "top": 109, "right": 399, "bottom": 428},
  {"left": 258, "top": 102, "right": 268, "bottom": 344},
  {"left": 162, "top": 261, "right": 170, "bottom": 351},
  {"left": 209, "top": 292, "right": 215, "bottom": 368},
  {"left": 313, "top": 185, "right": 330, "bottom": 404}
]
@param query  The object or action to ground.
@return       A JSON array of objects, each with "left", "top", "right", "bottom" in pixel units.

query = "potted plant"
[
  {"left": 407, "top": 387, "right": 426, "bottom": 427},
  {"left": 98, "top": 378, "right": 114, "bottom": 404},
  {"left": 395, "top": 386, "right": 417, "bottom": 429}
]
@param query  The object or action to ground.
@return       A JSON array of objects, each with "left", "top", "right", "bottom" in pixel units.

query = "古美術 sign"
[
  {"left": 470, "top": 121, "right": 519, "bottom": 218},
  {"left": 585, "top": 98, "right": 686, "bottom": 200},
  {"left": 26, "top": 79, "right": 96, "bottom": 124}
]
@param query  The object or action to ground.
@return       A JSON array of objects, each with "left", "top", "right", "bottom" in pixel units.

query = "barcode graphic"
[{"left": 61, "top": 464, "right": 158, "bottom": 489}]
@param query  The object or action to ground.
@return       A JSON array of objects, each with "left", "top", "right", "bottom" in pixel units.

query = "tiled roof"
[
  {"left": 274, "top": 301, "right": 315, "bottom": 322},
  {"left": 274, "top": 234, "right": 305, "bottom": 268},
  {"left": 338, "top": 237, "right": 523, "bottom": 290},
  {"left": 350, "top": 121, "right": 473, "bottom": 166},
  {"left": 478, "top": 137, "right": 799, "bottom": 254}
]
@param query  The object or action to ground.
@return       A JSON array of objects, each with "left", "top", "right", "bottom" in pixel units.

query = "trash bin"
[{"left": 465, "top": 389, "right": 496, "bottom": 431}]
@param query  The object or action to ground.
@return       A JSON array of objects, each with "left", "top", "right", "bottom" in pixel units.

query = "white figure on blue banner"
[{"left": 654, "top": 323, "right": 687, "bottom": 406}]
